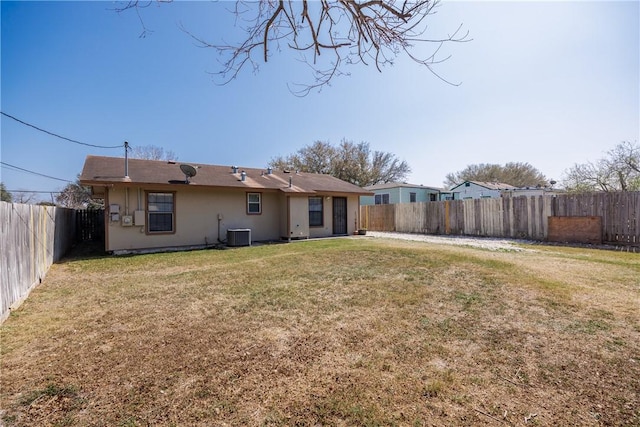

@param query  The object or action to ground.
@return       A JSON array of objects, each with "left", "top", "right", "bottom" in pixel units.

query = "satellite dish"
[{"left": 180, "top": 164, "right": 197, "bottom": 183}]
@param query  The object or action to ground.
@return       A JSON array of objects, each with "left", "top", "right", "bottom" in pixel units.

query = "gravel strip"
[{"left": 365, "top": 231, "right": 534, "bottom": 252}]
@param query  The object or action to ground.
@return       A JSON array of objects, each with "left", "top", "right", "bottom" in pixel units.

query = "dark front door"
[{"left": 332, "top": 197, "right": 347, "bottom": 235}]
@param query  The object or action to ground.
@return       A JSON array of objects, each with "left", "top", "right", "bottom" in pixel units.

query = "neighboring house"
[
  {"left": 449, "top": 181, "right": 517, "bottom": 199},
  {"left": 500, "top": 187, "right": 563, "bottom": 197},
  {"left": 79, "top": 156, "right": 372, "bottom": 253},
  {"left": 360, "top": 182, "right": 443, "bottom": 205}
]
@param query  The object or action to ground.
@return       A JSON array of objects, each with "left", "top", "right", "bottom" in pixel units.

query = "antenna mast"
[{"left": 124, "top": 141, "right": 130, "bottom": 179}]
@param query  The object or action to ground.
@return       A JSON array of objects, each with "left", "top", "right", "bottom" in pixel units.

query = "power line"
[
  {"left": 1, "top": 111, "right": 123, "bottom": 149},
  {"left": 0, "top": 161, "right": 73, "bottom": 183}
]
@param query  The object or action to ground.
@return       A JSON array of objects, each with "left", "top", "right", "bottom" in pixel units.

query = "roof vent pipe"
[
  {"left": 124, "top": 141, "right": 130, "bottom": 178},
  {"left": 289, "top": 176, "right": 292, "bottom": 188},
  {"left": 241, "top": 171, "right": 246, "bottom": 181},
  {"left": 231, "top": 165, "right": 238, "bottom": 173},
  {"left": 267, "top": 167, "right": 272, "bottom": 175}
]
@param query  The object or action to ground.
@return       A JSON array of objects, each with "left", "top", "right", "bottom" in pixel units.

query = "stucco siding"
[
  {"left": 105, "top": 187, "right": 361, "bottom": 251},
  {"left": 309, "top": 196, "right": 331, "bottom": 238},
  {"left": 360, "top": 195, "right": 375, "bottom": 205},
  {"left": 454, "top": 184, "right": 501, "bottom": 199},
  {"left": 105, "top": 186, "right": 282, "bottom": 251},
  {"left": 361, "top": 187, "right": 439, "bottom": 205},
  {"left": 347, "top": 196, "right": 360, "bottom": 233},
  {"left": 288, "top": 196, "right": 310, "bottom": 239}
]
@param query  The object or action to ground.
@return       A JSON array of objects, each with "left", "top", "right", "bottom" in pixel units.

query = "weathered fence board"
[
  {"left": 1, "top": 202, "right": 76, "bottom": 322},
  {"left": 362, "top": 204, "right": 394, "bottom": 231},
  {"left": 360, "top": 192, "right": 640, "bottom": 247}
]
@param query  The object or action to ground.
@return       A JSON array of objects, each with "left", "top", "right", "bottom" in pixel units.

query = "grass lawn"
[{"left": 1, "top": 237, "right": 639, "bottom": 426}]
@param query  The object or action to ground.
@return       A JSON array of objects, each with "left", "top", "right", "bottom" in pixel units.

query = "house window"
[
  {"left": 430, "top": 194, "right": 437, "bottom": 202},
  {"left": 247, "top": 192, "right": 261, "bottom": 214},
  {"left": 410, "top": 192, "right": 417, "bottom": 203},
  {"left": 465, "top": 182, "right": 471, "bottom": 187},
  {"left": 147, "top": 192, "right": 175, "bottom": 233},
  {"left": 374, "top": 194, "right": 390, "bottom": 205},
  {"left": 309, "top": 196, "right": 323, "bottom": 227}
]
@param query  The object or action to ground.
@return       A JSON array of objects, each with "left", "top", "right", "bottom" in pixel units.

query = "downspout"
[
  {"left": 104, "top": 188, "right": 110, "bottom": 252},
  {"left": 217, "top": 213, "right": 226, "bottom": 244},
  {"left": 125, "top": 188, "right": 129, "bottom": 216}
]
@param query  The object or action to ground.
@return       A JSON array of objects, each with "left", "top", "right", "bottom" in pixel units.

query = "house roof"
[
  {"left": 364, "top": 182, "right": 443, "bottom": 191},
  {"left": 449, "top": 181, "right": 517, "bottom": 191},
  {"left": 80, "top": 156, "right": 372, "bottom": 196}
]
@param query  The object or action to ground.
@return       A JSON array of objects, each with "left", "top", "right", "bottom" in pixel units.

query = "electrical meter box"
[
  {"left": 109, "top": 204, "right": 120, "bottom": 222},
  {"left": 134, "top": 210, "right": 145, "bottom": 226},
  {"left": 121, "top": 215, "right": 133, "bottom": 227}
]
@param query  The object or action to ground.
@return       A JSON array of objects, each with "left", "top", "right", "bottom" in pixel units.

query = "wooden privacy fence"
[
  {"left": 1, "top": 202, "right": 76, "bottom": 322},
  {"left": 361, "top": 192, "right": 640, "bottom": 246},
  {"left": 551, "top": 192, "right": 640, "bottom": 246},
  {"left": 76, "top": 209, "right": 104, "bottom": 243}
]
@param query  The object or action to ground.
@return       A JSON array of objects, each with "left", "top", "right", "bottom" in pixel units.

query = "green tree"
[
  {"left": 118, "top": 1, "right": 468, "bottom": 94},
  {"left": 562, "top": 141, "right": 640, "bottom": 192},
  {"left": 444, "top": 162, "right": 548, "bottom": 189},
  {"left": 0, "top": 182, "right": 12, "bottom": 202},
  {"left": 269, "top": 140, "right": 411, "bottom": 187}
]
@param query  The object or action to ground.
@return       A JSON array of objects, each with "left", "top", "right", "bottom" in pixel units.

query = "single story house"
[
  {"left": 500, "top": 186, "right": 563, "bottom": 197},
  {"left": 360, "top": 182, "right": 443, "bottom": 205},
  {"left": 449, "top": 181, "right": 517, "bottom": 199},
  {"left": 80, "top": 156, "right": 372, "bottom": 253}
]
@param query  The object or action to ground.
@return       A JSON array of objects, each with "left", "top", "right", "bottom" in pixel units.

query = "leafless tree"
[
  {"left": 56, "top": 176, "right": 104, "bottom": 209},
  {"left": 562, "top": 141, "right": 640, "bottom": 192},
  {"left": 56, "top": 182, "right": 93, "bottom": 209},
  {"left": 11, "top": 191, "right": 37, "bottom": 204},
  {"left": 129, "top": 144, "right": 177, "bottom": 161},
  {"left": 116, "top": 0, "right": 469, "bottom": 95}
]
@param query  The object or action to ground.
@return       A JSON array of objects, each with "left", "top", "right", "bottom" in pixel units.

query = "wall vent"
[{"left": 227, "top": 229, "right": 251, "bottom": 247}]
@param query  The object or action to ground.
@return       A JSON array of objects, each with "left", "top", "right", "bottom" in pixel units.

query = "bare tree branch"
[
  {"left": 116, "top": 0, "right": 470, "bottom": 94},
  {"left": 562, "top": 141, "right": 640, "bottom": 192}
]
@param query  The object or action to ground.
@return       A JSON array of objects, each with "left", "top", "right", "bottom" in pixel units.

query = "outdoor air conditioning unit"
[{"left": 227, "top": 228, "right": 251, "bottom": 247}]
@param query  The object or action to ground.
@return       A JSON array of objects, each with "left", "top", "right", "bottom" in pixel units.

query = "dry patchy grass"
[{"left": 1, "top": 238, "right": 639, "bottom": 426}]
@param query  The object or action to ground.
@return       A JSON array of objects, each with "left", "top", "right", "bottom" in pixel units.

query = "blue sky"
[{"left": 1, "top": 1, "right": 638, "bottom": 201}]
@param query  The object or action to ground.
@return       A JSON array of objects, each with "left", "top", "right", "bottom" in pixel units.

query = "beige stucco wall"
[
  {"left": 308, "top": 196, "right": 336, "bottom": 238},
  {"left": 105, "top": 186, "right": 361, "bottom": 251},
  {"left": 348, "top": 196, "right": 361, "bottom": 233},
  {"left": 288, "top": 196, "right": 310, "bottom": 239}
]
